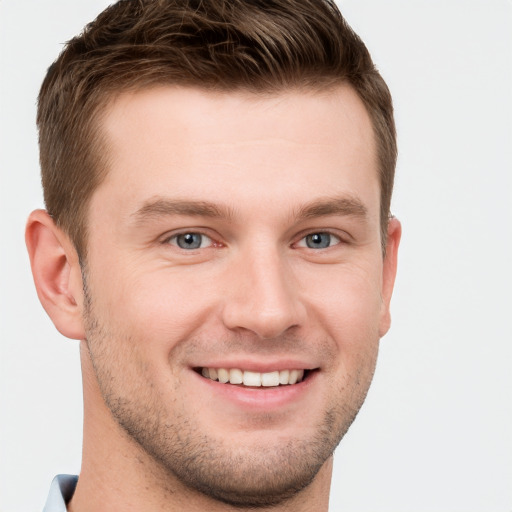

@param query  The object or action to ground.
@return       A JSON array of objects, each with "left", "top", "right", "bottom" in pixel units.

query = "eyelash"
[
  {"left": 295, "top": 231, "right": 343, "bottom": 249},
  {"left": 163, "top": 229, "right": 346, "bottom": 252},
  {"left": 164, "top": 231, "right": 217, "bottom": 250}
]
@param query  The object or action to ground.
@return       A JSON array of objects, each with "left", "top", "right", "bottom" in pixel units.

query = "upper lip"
[{"left": 191, "top": 359, "right": 318, "bottom": 373}]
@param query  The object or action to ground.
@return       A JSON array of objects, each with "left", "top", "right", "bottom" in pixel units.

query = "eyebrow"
[
  {"left": 131, "top": 195, "right": 368, "bottom": 225},
  {"left": 132, "top": 198, "right": 235, "bottom": 223},
  {"left": 295, "top": 196, "right": 368, "bottom": 221}
]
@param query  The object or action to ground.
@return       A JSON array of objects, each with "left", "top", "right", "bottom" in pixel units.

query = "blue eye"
[
  {"left": 299, "top": 232, "right": 340, "bottom": 249},
  {"left": 170, "top": 233, "right": 212, "bottom": 250}
]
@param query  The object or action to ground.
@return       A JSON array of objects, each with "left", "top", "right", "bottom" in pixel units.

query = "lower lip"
[{"left": 193, "top": 370, "right": 318, "bottom": 411}]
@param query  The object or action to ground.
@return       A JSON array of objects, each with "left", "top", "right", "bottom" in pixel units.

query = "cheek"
[
  {"left": 89, "top": 261, "right": 222, "bottom": 358},
  {"left": 303, "top": 260, "right": 383, "bottom": 340},
  {"left": 300, "top": 261, "right": 383, "bottom": 390}
]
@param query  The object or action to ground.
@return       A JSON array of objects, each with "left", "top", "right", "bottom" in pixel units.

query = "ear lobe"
[
  {"left": 25, "top": 209, "right": 86, "bottom": 340},
  {"left": 379, "top": 217, "right": 402, "bottom": 337}
]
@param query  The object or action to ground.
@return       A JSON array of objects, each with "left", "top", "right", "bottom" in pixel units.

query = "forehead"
[{"left": 92, "top": 85, "right": 379, "bottom": 222}]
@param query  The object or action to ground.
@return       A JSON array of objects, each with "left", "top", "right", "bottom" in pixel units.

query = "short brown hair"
[{"left": 37, "top": 0, "right": 396, "bottom": 258}]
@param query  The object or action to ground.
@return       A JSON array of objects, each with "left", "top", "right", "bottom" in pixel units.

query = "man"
[{"left": 25, "top": 0, "right": 400, "bottom": 510}]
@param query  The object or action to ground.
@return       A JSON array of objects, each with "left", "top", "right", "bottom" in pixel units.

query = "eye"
[
  {"left": 168, "top": 232, "right": 213, "bottom": 250},
  {"left": 297, "top": 232, "right": 341, "bottom": 249}
]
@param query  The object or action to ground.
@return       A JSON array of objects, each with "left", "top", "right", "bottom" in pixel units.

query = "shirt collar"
[{"left": 43, "top": 475, "right": 78, "bottom": 512}]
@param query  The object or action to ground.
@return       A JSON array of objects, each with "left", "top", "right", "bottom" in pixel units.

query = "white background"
[{"left": 0, "top": 1, "right": 511, "bottom": 511}]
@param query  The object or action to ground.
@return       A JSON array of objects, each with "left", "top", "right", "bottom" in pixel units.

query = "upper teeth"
[{"left": 201, "top": 368, "right": 305, "bottom": 387}]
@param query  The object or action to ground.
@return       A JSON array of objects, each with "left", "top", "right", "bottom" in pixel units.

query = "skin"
[{"left": 26, "top": 85, "right": 400, "bottom": 512}]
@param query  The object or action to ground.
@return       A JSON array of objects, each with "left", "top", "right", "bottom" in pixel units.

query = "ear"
[
  {"left": 379, "top": 216, "right": 402, "bottom": 337},
  {"left": 25, "top": 209, "right": 86, "bottom": 340}
]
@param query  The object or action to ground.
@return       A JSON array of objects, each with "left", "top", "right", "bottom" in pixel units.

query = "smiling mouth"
[{"left": 196, "top": 367, "right": 314, "bottom": 387}]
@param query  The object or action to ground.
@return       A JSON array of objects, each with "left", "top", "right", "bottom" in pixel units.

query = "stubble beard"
[{"left": 82, "top": 274, "right": 376, "bottom": 508}]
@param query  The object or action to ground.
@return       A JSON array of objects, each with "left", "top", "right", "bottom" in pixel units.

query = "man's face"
[{"left": 81, "top": 85, "right": 398, "bottom": 506}]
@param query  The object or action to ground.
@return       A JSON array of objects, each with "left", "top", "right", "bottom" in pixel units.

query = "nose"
[{"left": 221, "top": 247, "right": 306, "bottom": 340}]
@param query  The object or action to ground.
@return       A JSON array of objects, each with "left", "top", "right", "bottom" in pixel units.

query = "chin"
[{"left": 127, "top": 405, "right": 356, "bottom": 508}]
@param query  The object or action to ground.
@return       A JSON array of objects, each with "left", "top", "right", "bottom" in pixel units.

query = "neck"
[{"left": 69, "top": 342, "right": 333, "bottom": 512}]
